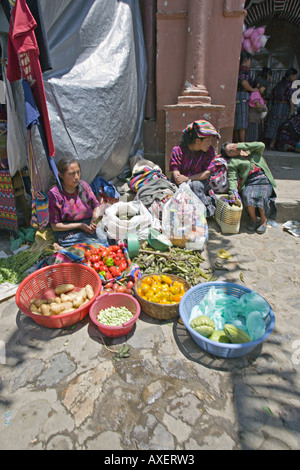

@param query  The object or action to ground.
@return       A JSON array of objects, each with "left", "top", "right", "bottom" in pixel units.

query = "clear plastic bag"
[
  {"left": 100, "top": 201, "right": 158, "bottom": 241},
  {"left": 162, "top": 183, "right": 208, "bottom": 250}
]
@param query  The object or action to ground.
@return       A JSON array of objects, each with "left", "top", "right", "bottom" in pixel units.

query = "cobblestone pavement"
[
  {"left": 0, "top": 215, "right": 299, "bottom": 451},
  {"left": 0, "top": 152, "right": 299, "bottom": 451}
]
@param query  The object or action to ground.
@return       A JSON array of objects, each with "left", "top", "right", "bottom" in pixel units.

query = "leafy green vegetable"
[{"left": 0, "top": 246, "right": 46, "bottom": 284}]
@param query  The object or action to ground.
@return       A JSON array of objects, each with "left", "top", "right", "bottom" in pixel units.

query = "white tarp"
[{"left": 1, "top": 0, "right": 147, "bottom": 189}]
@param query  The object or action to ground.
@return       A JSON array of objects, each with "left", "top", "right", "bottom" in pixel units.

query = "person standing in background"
[
  {"left": 264, "top": 68, "right": 298, "bottom": 150},
  {"left": 234, "top": 52, "right": 258, "bottom": 142}
]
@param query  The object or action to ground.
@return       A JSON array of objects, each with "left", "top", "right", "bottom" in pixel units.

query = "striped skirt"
[
  {"left": 234, "top": 92, "right": 249, "bottom": 130},
  {"left": 264, "top": 102, "right": 290, "bottom": 140},
  {"left": 241, "top": 171, "right": 277, "bottom": 220}
]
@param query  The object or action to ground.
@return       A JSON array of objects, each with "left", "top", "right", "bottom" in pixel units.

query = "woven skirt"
[
  {"left": 264, "top": 102, "right": 290, "bottom": 140},
  {"left": 246, "top": 122, "right": 259, "bottom": 142},
  {"left": 234, "top": 92, "right": 249, "bottom": 130},
  {"left": 53, "top": 218, "right": 108, "bottom": 247},
  {"left": 241, "top": 172, "right": 277, "bottom": 220}
]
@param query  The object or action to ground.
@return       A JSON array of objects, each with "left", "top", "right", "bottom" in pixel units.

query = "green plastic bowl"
[
  {"left": 147, "top": 229, "right": 172, "bottom": 252},
  {"left": 127, "top": 233, "right": 140, "bottom": 258}
]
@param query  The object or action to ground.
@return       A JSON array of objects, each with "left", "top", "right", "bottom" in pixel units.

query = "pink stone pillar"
[{"left": 178, "top": 0, "right": 211, "bottom": 104}]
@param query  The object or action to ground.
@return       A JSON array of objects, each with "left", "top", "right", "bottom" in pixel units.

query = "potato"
[
  {"left": 85, "top": 284, "right": 94, "bottom": 300},
  {"left": 40, "top": 304, "right": 51, "bottom": 316},
  {"left": 33, "top": 298, "right": 49, "bottom": 308},
  {"left": 30, "top": 304, "right": 40, "bottom": 314},
  {"left": 78, "top": 288, "right": 87, "bottom": 301},
  {"left": 72, "top": 295, "right": 85, "bottom": 309},
  {"left": 49, "top": 302, "right": 66, "bottom": 315},
  {"left": 59, "top": 301, "right": 73, "bottom": 313},
  {"left": 55, "top": 284, "right": 75, "bottom": 295},
  {"left": 47, "top": 296, "right": 61, "bottom": 304},
  {"left": 60, "top": 293, "right": 73, "bottom": 302}
]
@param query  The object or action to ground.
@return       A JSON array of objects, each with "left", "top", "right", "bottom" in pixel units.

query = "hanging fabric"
[
  {"left": 22, "top": 79, "right": 61, "bottom": 189},
  {"left": 0, "top": 108, "right": 18, "bottom": 232},
  {"left": 6, "top": 0, "right": 55, "bottom": 157},
  {"left": 27, "top": 129, "right": 49, "bottom": 229}
]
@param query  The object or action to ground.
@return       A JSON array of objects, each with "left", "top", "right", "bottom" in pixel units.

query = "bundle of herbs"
[{"left": 0, "top": 242, "right": 54, "bottom": 284}]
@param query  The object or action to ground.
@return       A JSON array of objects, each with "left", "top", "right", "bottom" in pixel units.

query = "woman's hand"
[
  {"left": 173, "top": 171, "right": 189, "bottom": 185},
  {"left": 80, "top": 222, "right": 96, "bottom": 234}
]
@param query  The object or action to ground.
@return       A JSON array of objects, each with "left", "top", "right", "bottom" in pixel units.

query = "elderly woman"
[
  {"left": 169, "top": 120, "right": 220, "bottom": 218},
  {"left": 221, "top": 141, "right": 277, "bottom": 235},
  {"left": 48, "top": 156, "right": 107, "bottom": 248}
]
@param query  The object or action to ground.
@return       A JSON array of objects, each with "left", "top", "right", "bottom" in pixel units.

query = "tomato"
[
  {"left": 109, "top": 266, "right": 121, "bottom": 277},
  {"left": 91, "top": 254, "right": 100, "bottom": 263},
  {"left": 105, "top": 282, "right": 114, "bottom": 289},
  {"left": 105, "top": 272, "right": 113, "bottom": 280},
  {"left": 113, "top": 256, "right": 122, "bottom": 266},
  {"left": 110, "top": 245, "right": 119, "bottom": 252},
  {"left": 126, "top": 281, "right": 134, "bottom": 289},
  {"left": 93, "top": 262, "right": 101, "bottom": 271},
  {"left": 85, "top": 260, "right": 92, "bottom": 268},
  {"left": 143, "top": 277, "right": 153, "bottom": 286},
  {"left": 119, "top": 260, "right": 127, "bottom": 272},
  {"left": 125, "top": 288, "right": 133, "bottom": 295},
  {"left": 85, "top": 251, "right": 92, "bottom": 260},
  {"left": 116, "top": 285, "right": 127, "bottom": 293}
]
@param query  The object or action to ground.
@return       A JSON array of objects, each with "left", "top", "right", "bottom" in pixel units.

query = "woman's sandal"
[
  {"left": 256, "top": 223, "right": 267, "bottom": 235},
  {"left": 246, "top": 221, "right": 257, "bottom": 232}
]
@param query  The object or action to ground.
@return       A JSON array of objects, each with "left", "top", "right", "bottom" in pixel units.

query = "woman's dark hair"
[
  {"left": 180, "top": 128, "right": 204, "bottom": 147},
  {"left": 240, "top": 51, "right": 252, "bottom": 64},
  {"left": 254, "top": 77, "right": 268, "bottom": 90},
  {"left": 260, "top": 66, "right": 272, "bottom": 79},
  {"left": 56, "top": 156, "right": 87, "bottom": 201},
  {"left": 285, "top": 68, "right": 298, "bottom": 79},
  {"left": 57, "top": 156, "right": 81, "bottom": 178},
  {"left": 220, "top": 142, "right": 230, "bottom": 158}
]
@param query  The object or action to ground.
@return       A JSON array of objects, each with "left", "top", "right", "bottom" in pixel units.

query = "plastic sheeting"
[{"left": 1, "top": 0, "right": 147, "bottom": 189}]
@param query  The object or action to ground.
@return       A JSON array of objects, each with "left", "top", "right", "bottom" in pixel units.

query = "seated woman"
[
  {"left": 169, "top": 120, "right": 220, "bottom": 218},
  {"left": 221, "top": 141, "right": 277, "bottom": 235},
  {"left": 48, "top": 156, "right": 107, "bottom": 248},
  {"left": 277, "top": 108, "right": 300, "bottom": 152}
]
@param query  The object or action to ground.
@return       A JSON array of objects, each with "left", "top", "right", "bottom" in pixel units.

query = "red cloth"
[{"left": 7, "top": 0, "right": 55, "bottom": 157}]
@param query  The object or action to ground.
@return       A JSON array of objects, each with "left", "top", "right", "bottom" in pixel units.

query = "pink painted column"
[{"left": 178, "top": 0, "right": 211, "bottom": 104}]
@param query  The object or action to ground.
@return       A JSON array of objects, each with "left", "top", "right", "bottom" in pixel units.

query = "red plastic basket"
[
  {"left": 15, "top": 263, "right": 102, "bottom": 328},
  {"left": 89, "top": 292, "right": 141, "bottom": 338}
]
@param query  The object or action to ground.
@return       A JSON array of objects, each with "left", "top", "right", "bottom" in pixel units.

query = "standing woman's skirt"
[
  {"left": 264, "top": 102, "right": 290, "bottom": 140},
  {"left": 246, "top": 122, "right": 259, "bottom": 142},
  {"left": 234, "top": 92, "right": 250, "bottom": 130},
  {"left": 241, "top": 172, "right": 277, "bottom": 220}
]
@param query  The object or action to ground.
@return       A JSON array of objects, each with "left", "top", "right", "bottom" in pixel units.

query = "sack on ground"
[{"left": 100, "top": 200, "right": 158, "bottom": 241}]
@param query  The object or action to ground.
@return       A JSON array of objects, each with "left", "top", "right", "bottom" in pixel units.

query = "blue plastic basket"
[{"left": 179, "top": 281, "right": 275, "bottom": 358}]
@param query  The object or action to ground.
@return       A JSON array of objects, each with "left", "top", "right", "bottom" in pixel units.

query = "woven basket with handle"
[{"left": 215, "top": 197, "right": 243, "bottom": 234}]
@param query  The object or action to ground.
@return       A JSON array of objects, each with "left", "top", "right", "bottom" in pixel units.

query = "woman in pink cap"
[{"left": 169, "top": 120, "right": 220, "bottom": 218}]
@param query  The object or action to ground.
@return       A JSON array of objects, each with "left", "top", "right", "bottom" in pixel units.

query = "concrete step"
[{"left": 264, "top": 150, "right": 300, "bottom": 222}]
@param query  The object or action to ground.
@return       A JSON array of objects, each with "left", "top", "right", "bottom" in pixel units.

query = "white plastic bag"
[
  {"left": 162, "top": 182, "right": 208, "bottom": 250},
  {"left": 100, "top": 201, "right": 157, "bottom": 241}
]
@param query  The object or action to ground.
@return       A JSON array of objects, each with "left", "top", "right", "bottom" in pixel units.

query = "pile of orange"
[{"left": 136, "top": 274, "right": 186, "bottom": 305}]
